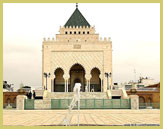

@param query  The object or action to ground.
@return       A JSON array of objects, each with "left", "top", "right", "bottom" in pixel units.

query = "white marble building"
[{"left": 42, "top": 5, "right": 112, "bottom": 93}]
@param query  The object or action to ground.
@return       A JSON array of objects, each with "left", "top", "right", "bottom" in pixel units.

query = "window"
[
  {"left": 125, "top": 85, "right": 132, "bottom": 90},
  {"left": 139, "top": 96, "right": 145, "bottom": 103},
  {"left": 137, "top": 85, "right": 144, "bottom": 88},
  {"left": 65, "top": 31, "right": 68, "bottom": 34},
  {"left": 74, "top": 31, "right": 76, "bottom": 34},
  {"left": 87, "top": 31, "right": 89, "bottom": 34},
  {"left": 147, "top": 98, "right": 152, "bottom": 104},
  {"left": 78, "top": 31, "right": 80, "bottom": 34},
  {"left": 70, "top": 31, "right": 72, "bottom": 34},
  {"left": 83, "top": 31, "right": 85, "bottom": 34}
]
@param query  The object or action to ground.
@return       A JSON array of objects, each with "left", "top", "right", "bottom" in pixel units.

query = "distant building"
[
  {"left": 127, "top": 83, "right": 160, "bottom": 109},
  {"left": 121, "top": 77, "right": 157, "bottom": 90},
  {"left": 20, "top": 86, "right": 31, "bottom": 92},
  {"left": 138, "top": 77, "right": 156, "bottom": 86},
  {"left": 3, "top": 89, "right": 27, "bottom": 108}
]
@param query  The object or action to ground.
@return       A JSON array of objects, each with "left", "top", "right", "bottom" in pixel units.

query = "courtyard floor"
[{"left": 3, "top": 109, "right": 160, "bottom": 126}]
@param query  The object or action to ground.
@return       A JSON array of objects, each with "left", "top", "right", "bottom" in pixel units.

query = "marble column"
[
  {"left": 99, "top": 74, "right": 103, "bottom": 92},
  {"left": 64, "top": 79, "right": 66, "bottom": 92},
  {"left": 86, "top": 79, "right": 90, "bottom": 92},
  {"left": 63, "top": 73, "right": 70, "bottom": 92},
  {"left": 51, "top": 79, "right": 53, "bottom": 92},
  {"left": 66, "top": 80, "right": 69, "bottom": 92},
  {"left": 51, "top": 75, "right": 55, "bottom": 92},
  {"left": 85, "top": 73, "right": 91, "bottom": 92},
  {"left": 101, "top": 79, "right": 103, "bottom": 92},
  {"left": 88, "top": 80, "right": 91, "bottom": 92},
  {"left": 65, "top": 79, "right": 68, "bottom": 92}
]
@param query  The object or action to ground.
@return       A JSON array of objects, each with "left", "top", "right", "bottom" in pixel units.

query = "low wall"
[{"left": 34, "top": 99, "right": 51, "bottom": 110}]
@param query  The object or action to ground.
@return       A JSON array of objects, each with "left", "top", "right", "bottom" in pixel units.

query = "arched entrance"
[
  {"left": 54, "top": 68, "right": 65, "bottom": 92},
  {"left": 7, "top": 98, "right": 10, "bottom": 104},
  {"left": 69, "top": 64, "right": 85, "bottom": 92},
  {"left": 147, "top": 97, "right": 152, "bottom": 106},
  {"left": 139, "top": 96, "right": 145, "bottom": 103},
  {"left": 90, "top": 68, "right": 101, "bottom": 92},
  {"left": 139, "top": 96, "right": 145, "bottom": 108},
  {"left": 74, "top": 78, "right": 81, "bottom": 84}
]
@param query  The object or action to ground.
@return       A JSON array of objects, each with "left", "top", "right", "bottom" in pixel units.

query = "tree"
[{"left": 3, "top": 81, "right": 11, "bottom": 89}]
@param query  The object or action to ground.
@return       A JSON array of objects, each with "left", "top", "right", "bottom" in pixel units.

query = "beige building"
[
  {"left": 42, "top": 5, "right": 112, "bottom": 93},
  {"left": 16, "top": 4, "right": 139, "bottom": 111}
]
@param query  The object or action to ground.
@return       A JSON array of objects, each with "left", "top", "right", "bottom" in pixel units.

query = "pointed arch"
[
  {"left": 90, "top": 67, "right": 101, "bottom": 74},
  {"left": 69, "top": 63, "right": 86, "bottom": 92},
  {"left": 90, "top": 67, "right": 101, "bottom": 92},
  {"left": 54, "top": 67, "right": 65, "bottom": 92},
  {"left": 139, "top": 96, "right": 146, "bottom": 109},
  {"left": 54, "top": 67, "right": 64, "bottom": 75},
  {"left": 69, "top": 63, "right": 86, "bottom": 74}
]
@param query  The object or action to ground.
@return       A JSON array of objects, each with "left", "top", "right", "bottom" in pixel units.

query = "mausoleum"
[
  {"left": 17, "top": 4, "right": 139, "bottom": 110},
  {"left": 42, "top": 4, "right": 112, "bottom": 93}
]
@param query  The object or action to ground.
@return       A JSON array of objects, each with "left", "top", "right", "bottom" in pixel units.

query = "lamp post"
[
  {"left": 105, "top": 72, "right": 112, "bottom": 90},
  {"left": 43, "top": 72, "right": 51, "bottom": 90}
]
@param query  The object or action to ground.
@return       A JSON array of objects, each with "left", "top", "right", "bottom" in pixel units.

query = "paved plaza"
[{"left": 3, "top": 109, "right": 160, "bottom": 126}]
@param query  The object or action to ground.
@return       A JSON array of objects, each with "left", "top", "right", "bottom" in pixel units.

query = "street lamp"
[
  {"left": 43, "top": 72, "right": 51, "bottom": 90},
  {"left": 105, "top": 72, "right": 112, "bottom": 90}
]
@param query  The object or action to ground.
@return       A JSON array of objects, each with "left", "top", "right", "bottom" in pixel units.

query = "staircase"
[
  {"left": 46, "top": 92, "right": 108, "bottom": 99},
  {"left": 111, "top": 90, "right": 122, "bottom": 96},
  {"left": 35, "top": 90, "right": 44, "bottom": 97},
  {"left": 36, "top": 89, "right": 128, "bottom": 100},
  {"left": 106, "top": 89, "right": 129, "bottom": 99}
]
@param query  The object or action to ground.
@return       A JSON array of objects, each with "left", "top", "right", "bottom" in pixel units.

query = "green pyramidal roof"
[{"left": 64, "top": 8, "right": 90, "bottom": 27}]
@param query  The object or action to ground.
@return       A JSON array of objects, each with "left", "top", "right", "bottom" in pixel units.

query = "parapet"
[
  {"left": 43, "top": 37, "right": 55, "bottom": 43},
  {"left": 59, "top": 26, "right": 95, "bottom": 35},
  {"left": 99, "top": 37, "right": 112, "bottom": 42}
]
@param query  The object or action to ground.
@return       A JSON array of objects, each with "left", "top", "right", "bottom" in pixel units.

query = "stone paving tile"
[
  {"left": 92, "top": 114, "right": 105, "bottom": 125},
  {"left": 3, "top": 109, "right": 160, "bottom": 126},
  {"left": 84, "top": 114, "right": 95, "bottom": 125}
]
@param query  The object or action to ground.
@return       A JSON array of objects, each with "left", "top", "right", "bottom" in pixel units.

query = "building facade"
[
  {"left": 127, "top": 83, "right": 160, "bottom": 108},
  {"left": 3, "top": 90, "right": 27, "bottom": 108},
  {"left": 42, "top": 5, "right": 112, "bottom": 93}
]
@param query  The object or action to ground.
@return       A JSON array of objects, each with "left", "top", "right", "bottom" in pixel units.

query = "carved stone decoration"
[{"left": 73, "top": 44, "right": 81, "bottom": 49}]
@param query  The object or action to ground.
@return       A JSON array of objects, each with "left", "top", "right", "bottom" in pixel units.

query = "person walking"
[
  {"left": 28, "top": 91, "right": 32, "bottom": 99},
  {"left": 33, "top": 90, "right": 36, "bottom": 99}
]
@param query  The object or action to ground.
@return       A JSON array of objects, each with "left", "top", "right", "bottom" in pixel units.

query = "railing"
[
  {"left": 24, "top": 99, "right": 34, "bottom": 110},
  {"left": 139, "top": 103, "right": 160, "bottom": 109},
  {"left": 51, "top": 99, "right": 131, "bottom": 109}
]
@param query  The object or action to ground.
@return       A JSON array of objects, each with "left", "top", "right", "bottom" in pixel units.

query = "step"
[
  {"left": 35, "top": 90, "right": 44, "bottom": 97},
  {"left": 111, "top": 90, "right": 122, "bottom": 96},
  {"left": 46, "top": 92, "right": 108, "bottom": 99}
]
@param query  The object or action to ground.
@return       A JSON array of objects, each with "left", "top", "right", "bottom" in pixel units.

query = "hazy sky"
[{"left": 3, "top": 3, "right": 160, "bottom": 90}]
